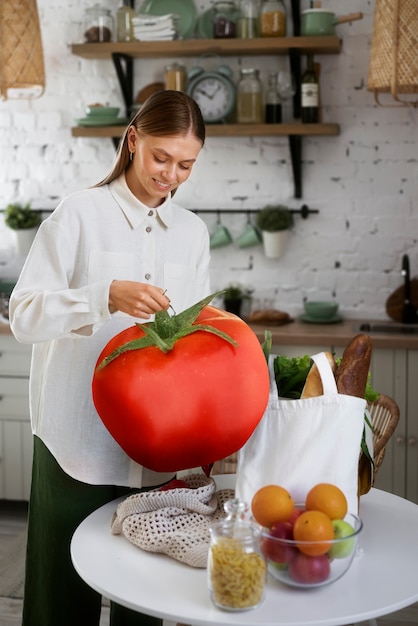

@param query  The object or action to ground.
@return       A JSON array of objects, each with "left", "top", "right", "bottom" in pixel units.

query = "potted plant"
[
  {"left": 256, "top": 205, "right": 294, "bottom": 258},
  {"left": 4, "top": 202, "right": 42, "bottom": 255},
  {"left": 223, "top": 283, "right": 252, "bottom": 318}
]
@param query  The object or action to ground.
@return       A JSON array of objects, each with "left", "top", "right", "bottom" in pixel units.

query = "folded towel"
[{"left": 133, "top": 28, "right": 178, "bottom": 41}]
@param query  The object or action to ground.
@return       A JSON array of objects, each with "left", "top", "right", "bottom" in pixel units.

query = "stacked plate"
[{"left": 75, "top": 105, "right": 129, "bottom": 127}]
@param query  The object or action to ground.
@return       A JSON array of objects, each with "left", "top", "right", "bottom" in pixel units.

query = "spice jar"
[
  {"left": 213, "top": 1, "right": 239, "bottom": 38},
  {"left": 237, "top": 68, "right": 264, "bottom": 124},
  {"left": 164, "top": 63, "right": 187, "bottom": 91},
  {"left": 83, "top": 3, "right": 114, "bottom": 42},
  {"left": 259, "top": 0, "right": 286, "bottom": 37},
  {"left": 237, "top": 0, "right": 260, "bottom": 39},
  {"left": 208, "top": 499, "right": 266, "bottom": 611}
]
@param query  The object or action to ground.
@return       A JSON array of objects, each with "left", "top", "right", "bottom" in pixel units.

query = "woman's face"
[{"left": 126, "top": 128, "right": 202, "bottom": 207}]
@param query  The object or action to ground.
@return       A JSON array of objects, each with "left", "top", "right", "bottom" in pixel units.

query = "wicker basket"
[
  {"left": 367, "top": 0, "right": 418, "bottom": 106},
  {"left": 0, "top": 0, "right": 45, "bottom": 100}
]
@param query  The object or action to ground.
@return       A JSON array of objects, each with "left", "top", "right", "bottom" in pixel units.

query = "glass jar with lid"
[
  {"left": 208, "top": 499, "right": 266, "bottom": 611},
  {"left": 213, "top": 1, "right": 239, "bottom": 38},
  {"left": 83, "top": 3, "right": 114, "bottom": 42},
  {"left": 164, "top": 62, "right": 187, "bottom": 91},
  {"left": 237, "top": 68, "right": 264, "bottom": 124},
  {"left": 237, "top": 0, "right": 260, "bottom": 39},
  {"left": 259, "top": 0, "right": 286, "bottom": 37}
]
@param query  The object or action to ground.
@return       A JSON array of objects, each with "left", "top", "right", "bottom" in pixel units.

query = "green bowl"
[
  {"left": 304, "top": 301, "right": 339, "bottom": 320},
  {"left": 85, "top": 106, "right": 120, "bottom": 117}
]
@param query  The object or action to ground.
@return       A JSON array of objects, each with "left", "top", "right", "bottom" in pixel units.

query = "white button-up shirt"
[{"left": 10, "top": 174, "right": 211, "bottom": 487}]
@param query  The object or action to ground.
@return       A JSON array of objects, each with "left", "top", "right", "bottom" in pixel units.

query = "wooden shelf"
[
  {"left": 70, "top": 17, "right": 342, "bottom": 198},
  {"left": 71, "top": 123, "right": 340, "bottom": 139},
  {"left": 71, "top": 36, "right": 342, "bottom": 60}
]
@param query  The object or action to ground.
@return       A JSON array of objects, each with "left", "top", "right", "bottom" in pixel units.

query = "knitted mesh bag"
[{"left": 111, "top": 474, "right": 235, "bottom": 568}]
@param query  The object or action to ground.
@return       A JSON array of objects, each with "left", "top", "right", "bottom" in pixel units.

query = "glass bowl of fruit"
[
  {"left": 251, "top": 483, "right": 363, "bottom": 589},
  {"left": 259, "top": 510, "right": 363, "bottom": 588}
]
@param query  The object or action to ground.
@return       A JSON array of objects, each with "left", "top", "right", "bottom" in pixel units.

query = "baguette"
[
  {"left": 301, "top": 352, "right": 337, "bottom": 398},
  {"left": 335, "top": 333, "right": 372, "bottom": 398}
]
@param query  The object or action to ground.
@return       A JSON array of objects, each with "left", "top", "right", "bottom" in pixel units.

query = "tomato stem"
[{"left": 97, "top": 291, "right": 238, "bottom": 369}]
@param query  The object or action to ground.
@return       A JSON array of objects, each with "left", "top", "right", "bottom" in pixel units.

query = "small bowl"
[
  {"left": 259, "top": 512, "right": 362, "bottom": 588},
  {"left": 85, "top": 105, "right": 120, "bottom": 118},
  {"left": 304, "top": 301, "right": 339, "bottom": 320}
]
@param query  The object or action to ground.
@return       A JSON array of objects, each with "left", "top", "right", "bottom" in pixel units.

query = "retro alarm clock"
[{"left": 187, "top": 64, "right": 236, "bottom": 123}]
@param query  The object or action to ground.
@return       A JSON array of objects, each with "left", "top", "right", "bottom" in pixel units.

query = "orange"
[
  {"left": 305, "top": 483, "right": 348, "bottom": 520},
  {"left": 251, "top": 484, "right": 294, "bottom": 528},
  {"left": 293, "top": 510, "right": 334, "bottom": 556}
]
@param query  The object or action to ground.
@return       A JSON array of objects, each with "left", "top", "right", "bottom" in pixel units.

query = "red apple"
[
  {"left": 289, "top": 552, "right": 331, "bottom": 584},
  {"left": 159, "top": 479, "right": 190, "bottom": 491},
  {"left": 288, "top": 506, "right": 305, "bottom": 529},
  {"left": 260, "top": 521, "right": 297, "bottom": 564}
]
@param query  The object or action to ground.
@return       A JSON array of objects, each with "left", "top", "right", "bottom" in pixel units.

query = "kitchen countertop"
[
  {"left": 1, "top": 318, "right": 418, "bottom": 350},
  {"left": 249, "top": 317, "right": 418, "bottom": 350}
]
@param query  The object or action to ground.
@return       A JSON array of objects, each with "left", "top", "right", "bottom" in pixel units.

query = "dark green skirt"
[{"left": 22, "top": 436, "right": 164, "bottom": 626}]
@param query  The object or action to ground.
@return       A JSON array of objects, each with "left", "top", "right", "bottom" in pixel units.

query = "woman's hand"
[{"left": 108, "top": 281, "right": 170, "bottom": 319}]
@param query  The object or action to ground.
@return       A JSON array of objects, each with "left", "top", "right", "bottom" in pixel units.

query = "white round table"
[{"left": 71, "top": 476, "right": 418, "bottom": 626}]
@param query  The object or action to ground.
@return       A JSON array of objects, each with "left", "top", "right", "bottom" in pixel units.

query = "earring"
[{"left": 129, "top": 151, "right": 134, "bottom": 161}]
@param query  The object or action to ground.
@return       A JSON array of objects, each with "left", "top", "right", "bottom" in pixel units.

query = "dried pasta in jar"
[{"left": 208, "top": 536, "right": 266, "bottom": 610}]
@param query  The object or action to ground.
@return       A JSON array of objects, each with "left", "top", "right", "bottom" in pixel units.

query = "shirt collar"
[{"left": 108, "top": 173, "right": 174, "bottom": 228}]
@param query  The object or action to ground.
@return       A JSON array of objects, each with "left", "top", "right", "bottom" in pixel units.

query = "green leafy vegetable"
[{"left": 273, "top": 354, "right": 312, "bottom": 399}]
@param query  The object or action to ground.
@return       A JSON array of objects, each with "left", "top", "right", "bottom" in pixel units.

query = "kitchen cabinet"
[
  {"left": 0, "top": 336, "right": 32, "bottom": 501},
  {"left": 70, "top": 34, "right": 341, "bottom": 198}
]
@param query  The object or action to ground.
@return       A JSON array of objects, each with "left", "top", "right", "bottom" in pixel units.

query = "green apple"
[{"left": 328, "top": 520, "right": 355, "bottom": 559}]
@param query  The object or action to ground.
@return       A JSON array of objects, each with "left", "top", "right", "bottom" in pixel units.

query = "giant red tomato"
[{"left": 92, "top": 295, "right": 270, "bottom": 472}]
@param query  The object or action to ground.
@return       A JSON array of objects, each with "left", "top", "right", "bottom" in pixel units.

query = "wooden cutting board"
[{"left": 386, "top": 279, "right": 418, "bottom": 322}]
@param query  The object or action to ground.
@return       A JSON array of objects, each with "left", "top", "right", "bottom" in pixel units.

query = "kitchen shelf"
[
  {"left": 71, "top": 123, "right": 340, "bottom": 139},
  {"left": 70, "top": 21, "right": 342, "bottom": 198},
  {"left": 70, "top": 36, "right": 341, "bottom": 59}
]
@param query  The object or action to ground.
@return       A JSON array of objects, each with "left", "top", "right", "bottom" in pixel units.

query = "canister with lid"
[
  {"left": 237, "top": 68, "right": 264, "bottom": 124},
  {"left": 237, "top": 0, "right": 260, "bottom": 39},
  {"left": 213, "top": 1, "right": 239, "bottom": 38},
  {"left": 208, "top": 499, "right": 266, "bottom": 611},
  {"left": 83, "top": 3, "right": 114, "bottom": 42},
  {"left": 164, "top": 63, "right": 187, "bottom": 91},
  {"left": 259, "top": 0, "right": 286, "bottom": 37}
]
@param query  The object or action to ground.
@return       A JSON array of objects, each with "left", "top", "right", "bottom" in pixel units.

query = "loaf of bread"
[
  {"left": 335, "top": 334, "right": 372, "bottom": 398},
  {"left": 300, "top": 352, "right": 337, "bottom": 399},
  {"left": 249, "top": 309, "right": 291, "bottom": 323}
]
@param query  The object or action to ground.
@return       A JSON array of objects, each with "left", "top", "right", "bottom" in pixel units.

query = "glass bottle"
[
  {"left": 265, "top": 71, "right": 282, "bottom": 123},
  {"left": 301, "top": 54, "right": 319, "bottom": 123},
  {"left": 208, "top": 499, "right": 266, "bottom": 611},
  {"left": 83, "top": 4, "right": 114, "bottom": 43},
  {"left": 259, "top": 0, "right": 286, "bottom": 37},
  {"left": 213, "top": 1, "right": 239, "bottom": 38},
  {"left": 237, "top": 0, "right": 260, "bottom": 39},
  {"left": 237, "top": 68, "right": 264, "bottom": 124},
  {"left": 116, "top": 0, "right": 135, "bottom": 42}
]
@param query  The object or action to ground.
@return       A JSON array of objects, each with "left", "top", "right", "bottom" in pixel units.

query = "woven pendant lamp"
[
  {"left": 367, "top": 0, "right": 418, "bottom": 107},
  {"left": 0, "top": 0, "right": 45, "bottom": 100}
]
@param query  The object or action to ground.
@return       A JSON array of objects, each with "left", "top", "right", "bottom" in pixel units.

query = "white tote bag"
[{"left": 235, "top": 352, "right": 368, "bottom": 515}]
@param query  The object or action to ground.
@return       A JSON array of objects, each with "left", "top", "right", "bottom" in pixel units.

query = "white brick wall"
[{"left": 0, "top": 0, "right": 417, "bottom": 320}]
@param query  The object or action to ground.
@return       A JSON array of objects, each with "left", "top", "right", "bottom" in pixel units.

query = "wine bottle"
[
  {"left": 265, "top": 71, "right": 282, "bottom": 123},
  {"left": 301, "top": 54, "right": 319, "bottom": 123}
]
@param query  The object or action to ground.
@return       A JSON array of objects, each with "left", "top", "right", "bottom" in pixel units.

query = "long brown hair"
[{"left": 96, "top": 90, "right": 206, "bottom": 187}]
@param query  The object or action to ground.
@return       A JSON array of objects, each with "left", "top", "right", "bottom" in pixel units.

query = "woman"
[{"left": 10, "top": 90, "right": 211, "bottom": 626}]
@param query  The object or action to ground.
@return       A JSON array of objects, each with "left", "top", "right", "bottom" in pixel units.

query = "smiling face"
[{"left": 126, "top": 127, "right": 203, "bottom": 207}]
